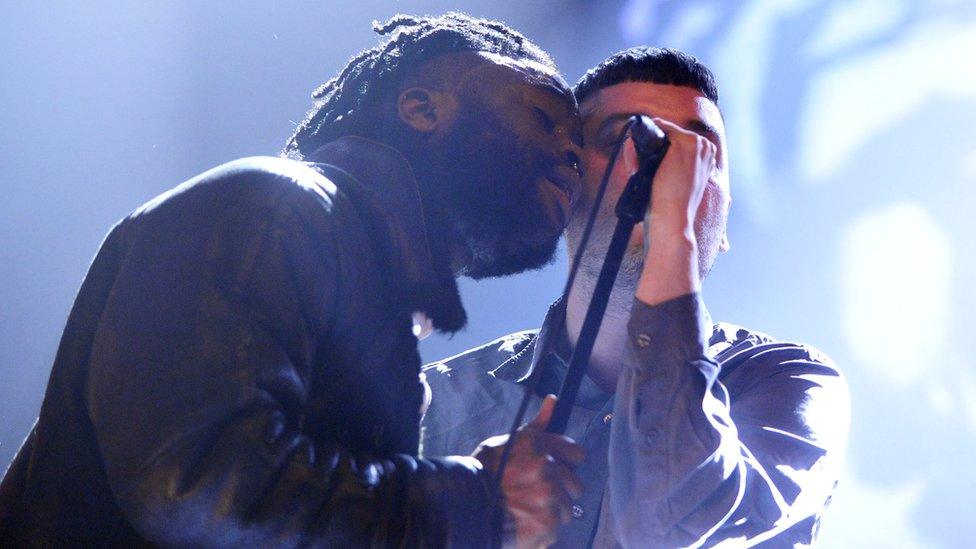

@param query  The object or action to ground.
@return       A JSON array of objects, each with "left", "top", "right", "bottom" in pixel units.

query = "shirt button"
[
  {"left": 603, "top": 413, "right": 613, "bottom": 425},
  {"left": 645, "top": 427, "right": 661, "bottom": 445},
  {"left": 636, "top": 333, "right": 651, "bottom": 348},
  {"left": 572, "top": 504, "right": 584, "bottom": 519}
]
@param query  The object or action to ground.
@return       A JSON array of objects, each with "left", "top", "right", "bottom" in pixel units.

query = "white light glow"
[
  {"left": 839, "top": 203, "right": 952, "bottom": 386},
  {"left": 801, "top": 18, "right": 976, "bottom": 182},
  {"left": 963, "top": 149, "right": 976, "bottom": 177},
  {"left": 816, "top": 469, "right": 928, "bottom": 548}
]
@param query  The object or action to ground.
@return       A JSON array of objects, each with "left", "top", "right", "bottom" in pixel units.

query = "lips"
[{"left": 544, "top": 165, "right": 582, "bottom": 205}]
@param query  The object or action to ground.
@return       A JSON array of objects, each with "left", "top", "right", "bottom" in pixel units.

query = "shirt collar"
[
  {"left": 491, "top": 296, "right": 612, "bottom": 411},
  {"left": 305, "top": 136, "right": 466, "bottom": 333}
]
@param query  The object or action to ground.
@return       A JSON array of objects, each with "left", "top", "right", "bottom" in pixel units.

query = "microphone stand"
[
  {"left": 546, "top": 117, "right": 669, "bottom": 433},
  {"left": 491, "top": 115, "right": 668, "bottom": 490}
]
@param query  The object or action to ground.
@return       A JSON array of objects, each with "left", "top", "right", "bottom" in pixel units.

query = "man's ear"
[
  {"left": 720, "top": 233, "right": 731, "bottom": 253},
  {"left": 397, "top": 87, "right": 447, "bottom": 134}
]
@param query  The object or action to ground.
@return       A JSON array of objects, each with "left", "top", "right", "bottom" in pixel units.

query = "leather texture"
[{"left": 0, "top": 139, "right": 498, "bottom": 547}]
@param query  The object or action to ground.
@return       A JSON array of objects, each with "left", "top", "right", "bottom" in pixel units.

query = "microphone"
[
  {"left": 629, "top": 115, "right": 668, "bottom": 160},
  {"left": 545, "top": 116, "right": 670, "bottom": 434},
  {"left": 614, "top": 115, "right": 670, "bottom": 223}
]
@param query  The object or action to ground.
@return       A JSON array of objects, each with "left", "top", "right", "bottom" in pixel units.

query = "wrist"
[
  {"left": 644, "top": 216, "right": 697, "bottom": 262},
  {"left": 636, "top": 229, "right": 700, "bottom": 306},
  {"left": 646, "top": 208, "right": 694, "bottom": 238}
]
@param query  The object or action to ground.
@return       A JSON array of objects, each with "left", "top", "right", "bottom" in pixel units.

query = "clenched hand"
[{"left": 473, "top": 395, "right": 584, "bottom": 548}]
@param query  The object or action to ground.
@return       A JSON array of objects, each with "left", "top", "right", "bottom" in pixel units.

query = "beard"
[
  {"left": 565, "top": 179, "right": 727, "bottom": 298},
  {"left": 412, "top": 104, "right": 566, "bottom": 280},
  {"left": 565, "top": 193, "right": 644, "bottom": 312}
]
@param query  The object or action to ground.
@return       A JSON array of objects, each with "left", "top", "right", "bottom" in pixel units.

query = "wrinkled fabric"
[
  {"left": 423, "top": 293, "right": 849, "bottom": 548},
  {"left": 0, "top": 137, "right": 500, "bottom": 547}
]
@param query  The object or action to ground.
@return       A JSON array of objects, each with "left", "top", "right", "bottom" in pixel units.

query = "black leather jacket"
[{"left": 0, "top": 137, "right": 498, "bottom": 546}]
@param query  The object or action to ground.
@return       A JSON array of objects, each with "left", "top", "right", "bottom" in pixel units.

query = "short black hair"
[
  {"left": 284, "top": 12, "right": 555, "bottom": 159},
  {"left": 573, "top": 47, "right": 719, "bottom": 106}
]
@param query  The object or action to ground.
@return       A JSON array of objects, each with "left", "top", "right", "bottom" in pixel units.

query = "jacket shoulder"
[
  {"left": 426, "top": 330, "right": 537, "bottom": 376},
  {"left": 421, "top": 330, "right": 537, "bottom": 450},
  {"left": 710, "top": 321, "right": 848, "bottom": 448},
  {"left": 128, "top": 156, "right": 347, "bottom": 224},
  {"left": 710, "top": 321, "right": 840, "bottom": 376}
]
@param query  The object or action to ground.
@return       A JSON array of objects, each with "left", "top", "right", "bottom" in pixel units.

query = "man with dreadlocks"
[{"left": 0, "top": 13, "right": 586, "bottom": 547}]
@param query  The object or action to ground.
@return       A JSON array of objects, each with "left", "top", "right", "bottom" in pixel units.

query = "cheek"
[
  {"left": 695, "top": 182, "right": 730, "bottom": 228},
  {"left": 581, "top": 148, "right": 634, "bottom": 203},
  {"left": 581, "top": 153, "right": 607, "bottom": 196}
]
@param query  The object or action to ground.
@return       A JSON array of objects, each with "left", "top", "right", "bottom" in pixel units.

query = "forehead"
[
  {"left": 462, "top": 51, "right": 573, "bottom": 98},
  {"left": 581, "top": 81, "right": 724, "bottom": 139}
]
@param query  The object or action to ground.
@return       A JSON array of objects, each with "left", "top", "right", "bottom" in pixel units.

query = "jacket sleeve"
[
  {"left": 606, "top": 293, "right": 850, "bottom": 548},
  {"left": 85, "top": 164, "right": 500, "bottom": 547}
]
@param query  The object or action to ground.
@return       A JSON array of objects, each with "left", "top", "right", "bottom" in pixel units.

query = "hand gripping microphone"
[{"left": 615, "top": 115, "right": 669, "bottom": 224}]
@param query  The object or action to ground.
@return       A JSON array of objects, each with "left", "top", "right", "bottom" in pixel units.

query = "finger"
[
  {"left": 529, "top": 394, "right": 557, "bottom": 428},
  {"left": 542, "top": 461, "right": 583, "bottom": 501},
  {"left": 537, "top": 484, "right": 574, "bottom": 527},
  {"left": 551, "top": 488, "right": 573, "bottom": 525},
  {"left": 698, "top": 136, "right": 717, "bottom": 161},
  {"left": 514, "top": 499, "right": 561, "bottom": 533},
  {"left": 510, "top": 511, "right": 555, "bottom": 548},
  {"left": 651, "top": 116, "right": 698, "bottom": 140},
  {"left": 528, "top": 513, "right": 561, "bottom": 547},
  {"left": 618, "top": 137, "right": 639, "bottom": 176},
  {"left": 534, "top": 433, "right": 585, "bottom": 467}
]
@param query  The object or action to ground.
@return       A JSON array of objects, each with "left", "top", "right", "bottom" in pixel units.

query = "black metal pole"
[
  {"left": 546, "top": 217, "right": 636, "bottom": 433},
  {"left": 546, "top": 116, "right": 669, "bottom": 434}
]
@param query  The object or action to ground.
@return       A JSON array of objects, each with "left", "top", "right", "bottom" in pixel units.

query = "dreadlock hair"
[
  {"left": 573, "top": 47, "right": 719, "bottom": 107},
  {"left": 283, "top": 12, "right": 556, "bottom": 160}
]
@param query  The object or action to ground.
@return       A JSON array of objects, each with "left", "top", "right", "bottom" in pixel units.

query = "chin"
[
  {"left": 463, "top": 230, "right": 561, "bottom": 280},
  {"left": 454, "top": 174, "right": 567, "bottom": 279}
]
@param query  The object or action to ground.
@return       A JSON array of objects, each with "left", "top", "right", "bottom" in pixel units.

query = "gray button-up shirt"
[{"left": 422, "top": 293, "right": 849, "bottom": 547}]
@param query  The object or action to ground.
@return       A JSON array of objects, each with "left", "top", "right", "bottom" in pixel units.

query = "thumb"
[
  {"left": 529, "top": 394, "right": 557, "bottom": 428},
  {"left": 617, "top": 137, "right": 639, "bottom": 178}
]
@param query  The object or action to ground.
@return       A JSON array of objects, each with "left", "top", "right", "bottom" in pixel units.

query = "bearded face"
[
  {"left": 381, "top": 53, "right": 582, "bottom": 280},
  {"left": 404, "top": 59, "right": 582, "bottom": 280},
  {"left": 441, "top": 102, "right": 569, "bottom": 279}
]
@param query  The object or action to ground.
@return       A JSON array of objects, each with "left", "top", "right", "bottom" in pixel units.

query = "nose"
[
  {"left": 558, "top": 138, "right": 584, "bottom": 178},
  {"left": 566, "top": 149, "right": 582, "bottom": 178}
]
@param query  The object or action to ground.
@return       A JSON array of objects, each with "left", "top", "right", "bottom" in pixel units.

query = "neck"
[{"left": 565, "top": 269, "right": 639, "bottom": 394}]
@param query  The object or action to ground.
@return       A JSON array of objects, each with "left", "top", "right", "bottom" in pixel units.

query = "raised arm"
[
  {"left": 606, "top": 120, "right": 849, "bottom": 546},
  {"left": 608, "top": 293, "right": 848, "bottom": 547}
]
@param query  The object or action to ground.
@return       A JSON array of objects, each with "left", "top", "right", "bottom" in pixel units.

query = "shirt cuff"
[{"left": 627, "top": 292, "right": 712, "bottom": 370}]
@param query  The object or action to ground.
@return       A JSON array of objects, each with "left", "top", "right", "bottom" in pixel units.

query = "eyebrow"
[
  {"left": 591, "top": 112, "right": 638, "bottom": 137},
  {"left": 685, "top": 119, "right": 721, "bottom": 143}
]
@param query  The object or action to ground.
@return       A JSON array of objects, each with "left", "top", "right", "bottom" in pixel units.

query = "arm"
[
  {"left": 86, "top": 162, "right": 500, "bottom": 547},
  {"left": 606, "top": 121, "right": 849, "bottom": 546},
  {"left": 608, "top": 294, "right": 849, "bottom": 547}
]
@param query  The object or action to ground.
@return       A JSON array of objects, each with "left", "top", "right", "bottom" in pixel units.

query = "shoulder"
[
  {"left": 421, "top": 330, "right": 537, "bottom": 446},
  {"left": 116, "top": 157, "right": 368, "bottom": 264},
  {"left": 711, "top": 321, "right": 849, "bottom": 447},
  {"left": 110, "top": 158, "right": 370, "bottom": 295},
  {"left": 127, "top": 157, "right": 353, "bottom": 226},
  {"left": 424, "top": 329, "right": 537, "bottom": 392},
  {"left": 710, "top": 321, "right": 841, "bottom": 378}
]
